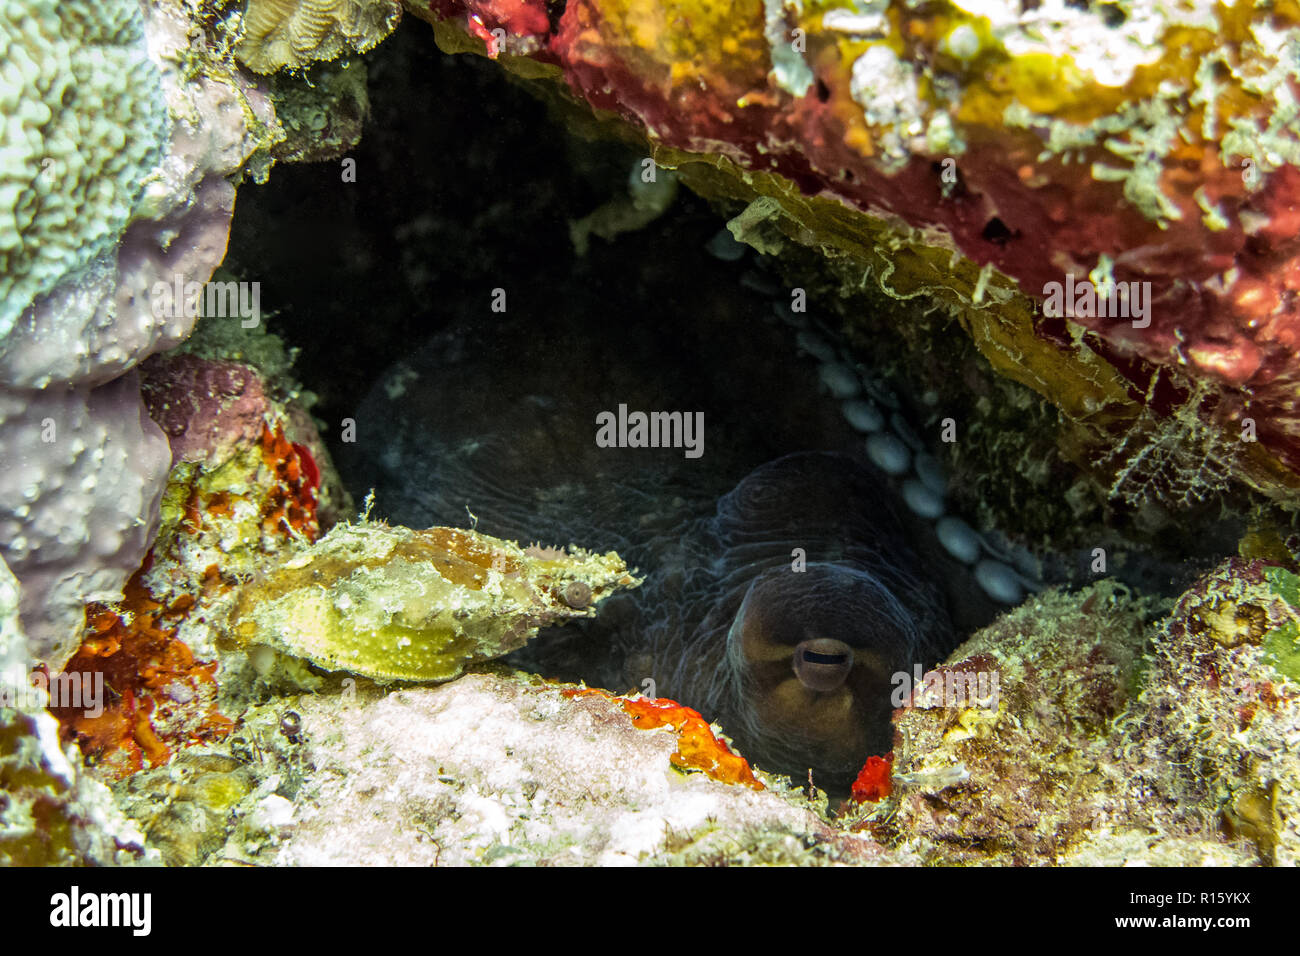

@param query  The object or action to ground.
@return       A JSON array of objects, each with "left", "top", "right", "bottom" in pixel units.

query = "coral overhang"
[{"left": 408, "top": 0, "right": 1300, "bottom": 496}]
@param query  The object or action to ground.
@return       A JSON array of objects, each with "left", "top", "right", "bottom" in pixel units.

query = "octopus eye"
[{"left": 792, "top": 638, "right": 854, "bottom": 692}]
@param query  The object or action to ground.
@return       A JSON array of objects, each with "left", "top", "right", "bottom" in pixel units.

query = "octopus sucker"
[{"left": 341, "top": 242, "right": 998, "bottom": 787}]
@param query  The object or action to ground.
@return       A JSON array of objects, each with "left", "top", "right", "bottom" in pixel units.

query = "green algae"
[{"left": 1263, "top": 566, "right": 1300, "bottom": 682}]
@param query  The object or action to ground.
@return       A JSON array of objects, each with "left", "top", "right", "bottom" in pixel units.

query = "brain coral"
[
  {"left": 237, "top": 0, "right": 402, "bottom": 74},
  {"left": 0, "top": 0, "right": 168, "bottom": 341}
]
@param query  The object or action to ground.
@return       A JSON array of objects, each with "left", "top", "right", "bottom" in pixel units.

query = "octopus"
[{"left": 340, "top": 235, "right": 1001, "bottom": 789}]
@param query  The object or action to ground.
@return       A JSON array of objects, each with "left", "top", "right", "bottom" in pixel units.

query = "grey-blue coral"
[
  {"left": 0, "top": 0, "right": 282, "bottom": 666},
  {"left": 0, "top": 0, "right": 168, "bottom": 339}
]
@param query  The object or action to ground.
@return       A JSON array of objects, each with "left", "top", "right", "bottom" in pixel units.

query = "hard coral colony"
[{"left": 0, "top": 0, "right": 1295, "bottom": 876}]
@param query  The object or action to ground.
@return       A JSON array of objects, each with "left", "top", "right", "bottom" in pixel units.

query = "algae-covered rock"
[
  {"left": 0, "top": 555, "right": 156, "bottom": 865},
  {"left": 222, "top": 672, "right": 887, "bottom": 866},
  {"left": 112, "top": 752, "right": 256, "bottom": 867},
  {"left": 886, "top": 581, "right": 1156, "bottom": 864},
  {"left": 224, "top": 522, "right": 641, "bottom": 682},
  {"left": 878, "top": 563, "right": 1299, "bottom": 865},
  {"left": 1132, "top": 558, "right": 1300, "bottom": 865}
]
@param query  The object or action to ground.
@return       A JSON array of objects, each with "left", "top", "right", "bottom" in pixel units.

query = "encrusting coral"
[
  {"left": 0, "top": 374, "right": 172, "bottom": 668},
  {"left": 0, "top": 0, "right": 281, "bottom": 666},
  {"left": 0, "top": 0, "right": 168, "bottom": 340}
]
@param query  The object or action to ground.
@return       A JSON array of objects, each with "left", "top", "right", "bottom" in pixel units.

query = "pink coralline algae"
[{"left": 141, "top": 355, "right": 276, "bottom": 468}]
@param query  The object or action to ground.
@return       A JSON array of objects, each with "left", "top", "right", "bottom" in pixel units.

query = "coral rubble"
[{"left": 182, "top": 673, "right": 884, "bottom": 866}]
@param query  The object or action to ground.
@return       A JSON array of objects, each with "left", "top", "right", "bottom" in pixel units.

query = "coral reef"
[
  {"left": 0, "top": 0, "right": 283, "bottom": 667},
  {"left": 0, "top": 555, "right": 156, "bottom": 865},
  {"left": 150, "top": 673, "right": 887, "bottom": 866},
  {"left": 0, "top": 373, "right": 172, "bottom": 666},
  {"left": 6, "top": 0, "right": 1299, "bottom": 870},
  {"left": 78, "top": 567, "right": 1289, "bottom": 866},
  {"left": 409, "top": 0, "right": 1300, "bottom": 503},
  {"left": 46, "top": 316, "right": 637, "bottom": 779},
  {"left": 0, "top": 0, "right": 368, "bottom": 672},
  {"left": 1130, "top": 559, "right": 1300, "bottom": 865},
  {"left": 112, "top": 750, "right": 256, "bottom": 867}
]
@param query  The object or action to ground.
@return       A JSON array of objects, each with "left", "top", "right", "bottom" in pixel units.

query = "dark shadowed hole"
[
  {"left": 981, "top": 216, "right": 1016, "bottom": 244},
  {"left": 1099, "top": 3, "right": 1126, "bottom": 27}
]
